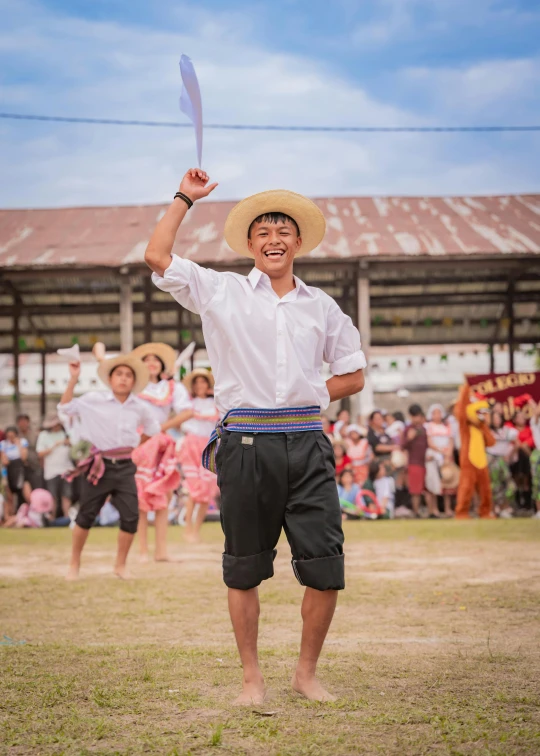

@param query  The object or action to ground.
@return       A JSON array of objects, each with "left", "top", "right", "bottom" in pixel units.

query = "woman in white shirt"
[
  {"left": 488, "top": 410, "right": 518, "bottom": 517},
  {"left": 177, "top": 369, "right": 219, "bottom": 543},
  {"left": 131, "top": 342, "right": 191, "bottom": 561}
]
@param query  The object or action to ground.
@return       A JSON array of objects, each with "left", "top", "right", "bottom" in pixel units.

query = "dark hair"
[
  {"left": 490, "top": 411, "right": 504, "bottom": 431},
  {"left": 368, "top": 460, "right": 381, "bottom": 482},
  {"left": 339, "top": 469, "right": 353, "bottom": 484},
  {"left": 110, "top": 364, "right": 135, "bottom": 379},
  {"left": 408, "top": 403, "right": 424, "bottom": 417},
  {"left": 191, "top": 374, "right": 211, "bottom": 397},
  {"left": 5, "top": 425, "right": 19, "bottom": 436},
  {"left": 16, "top": 414, "right": 30, "bottom": 422},
  {"left": 369, "top": 410, "right": 382, "bottom": 422},
  {"left": 248, "top": 212, "right": 300, "bottom": 239},
  {"left": 393, "top": 411, "right": 405, "bottom": 423}
]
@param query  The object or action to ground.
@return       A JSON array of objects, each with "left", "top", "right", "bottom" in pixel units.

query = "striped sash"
[{"left": 202, "top": 406, "right": 322, "bottom": 474}]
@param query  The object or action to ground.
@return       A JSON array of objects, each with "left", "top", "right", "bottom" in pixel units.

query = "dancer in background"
[
  {"left": 59, "top": 351, "right": 160, "bottom": 580},
  {"left": 177, "top": 368, "right": 219, "bottom": 543},
  {"left": 130, "top": 342, "right": 189, "bottom": 562}
]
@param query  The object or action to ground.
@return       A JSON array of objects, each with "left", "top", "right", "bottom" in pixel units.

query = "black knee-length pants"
[
  {"left": 216, "top": 430, "right": 344, "bottom": 591},
  {"left": 75, "top": 459, "right": 139, "bottom": 534}
]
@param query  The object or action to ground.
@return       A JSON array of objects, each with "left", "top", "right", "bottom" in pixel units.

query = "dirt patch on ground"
[{"left": 1, "top": 521, "right": 539, "bottom": 754}]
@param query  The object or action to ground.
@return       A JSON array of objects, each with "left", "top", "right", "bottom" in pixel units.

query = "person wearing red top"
[
  {"left": 332, "top": 441, "right": 351, "bottom": 479},
  {"left": 401, "top": 404, "right": 439, "bottom": 518}
]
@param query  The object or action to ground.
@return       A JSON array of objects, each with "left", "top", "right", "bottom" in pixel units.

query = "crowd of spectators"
[
  {"left": 2, "top": 394, "right": 540, "bottom": 527},
  {"left": 327, "top": 398, "right": 540, "bottom": 521}
]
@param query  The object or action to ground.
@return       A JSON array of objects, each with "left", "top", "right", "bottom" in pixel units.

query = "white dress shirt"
[
  {"left": 58, "top": 391, "right": 161, "bottom": 450},
  {"left": 138, "top": 379, "right": 192, "bottom": 425},
  {"left": 182, "top": 396, "right": 220, "bottom": 437},
  {"left": 152, "top": 256, "right": 366, "bottom": 417}
]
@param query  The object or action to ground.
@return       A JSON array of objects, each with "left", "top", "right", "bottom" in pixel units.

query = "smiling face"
[
  {"left": 247, "top": 214, "right": 302, "bottom": 278},
  {"left": 142, "top": 354, "right": 164, "bottom": 382}
]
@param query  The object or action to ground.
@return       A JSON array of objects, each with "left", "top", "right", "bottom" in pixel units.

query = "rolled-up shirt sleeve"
[
  {"left": 151, "top": 255, "right": 222, "bottom": 315},
  {"left": 324, "top": 299, "right": 367, "bottom": 376}
]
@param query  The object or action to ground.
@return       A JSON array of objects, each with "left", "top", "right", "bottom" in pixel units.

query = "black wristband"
[{"left": 174, "top": 191, "right": 194, "bottom": 209}]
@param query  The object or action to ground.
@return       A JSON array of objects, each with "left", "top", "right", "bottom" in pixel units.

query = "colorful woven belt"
[{"left": 202, "top": 406, "right": 323, "bottom": 473}]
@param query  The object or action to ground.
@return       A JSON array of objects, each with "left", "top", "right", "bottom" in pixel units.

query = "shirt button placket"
[{"left": 276, "top": 305, "right": 286, "bottom": 406}]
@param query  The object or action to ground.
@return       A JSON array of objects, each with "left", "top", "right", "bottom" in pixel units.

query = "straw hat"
[
  {"left": 440, "top": 462, "right": 461, "bottom": 489},
  {"left": 92, "top": 341, "right": 149, "bottom": 394},
  {"left": 224, "top": 190, "right": 326, "bottom": 258},
  {"left": 183, "top": 368, "right": 214, "bottom": 393},
  {"left": 131, "top": 342, "right": 177, "bottom": 375}
]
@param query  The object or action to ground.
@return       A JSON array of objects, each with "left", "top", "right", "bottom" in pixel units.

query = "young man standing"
[
  {"left": 59, "top": 351, "right": 160, "bottom": 580},
  {"left": 145, "top": 169, "right": 366, "bottom": 704}
]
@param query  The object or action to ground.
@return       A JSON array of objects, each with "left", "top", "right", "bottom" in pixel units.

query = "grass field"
[{"left": 1, "top": 520, "right": 539, "bottom": 755}]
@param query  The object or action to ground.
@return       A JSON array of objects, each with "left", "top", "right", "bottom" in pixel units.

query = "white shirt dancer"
[{"left": 145, "top": 168, "right": 366, "bottom": 706}]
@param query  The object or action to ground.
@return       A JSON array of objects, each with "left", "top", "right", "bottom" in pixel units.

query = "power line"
[{"left": 1, "top": 111, "right": 540, "bottom": 133}]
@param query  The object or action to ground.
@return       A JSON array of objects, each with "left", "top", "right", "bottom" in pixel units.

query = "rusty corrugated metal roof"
[{"left": 0, "top": 194, "right": 539, "bottom": 268}]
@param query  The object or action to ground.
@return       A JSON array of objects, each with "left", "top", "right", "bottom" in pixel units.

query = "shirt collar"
[
  {"left": 105, "top": 390, "right": 136, "bottom": 405},
  {"left": 247, "top": 267, "right": 315, "bottom": 299}
]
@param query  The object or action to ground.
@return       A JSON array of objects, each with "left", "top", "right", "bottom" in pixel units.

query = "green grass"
[{"left": 1, "top": 521, "right": 539, "bottom": 755}]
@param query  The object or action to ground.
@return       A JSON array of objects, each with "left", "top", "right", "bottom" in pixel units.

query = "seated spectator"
[
  {"left": 36, "top": 414, "right": 74, "bottom": 519},
  {"left": 402, "top": 404, "right": 439, "bottom": 518},
  {"left": 332, "top": 441, "right": 352, "bottom": 479},
  {"left": 367, "top": 410, "right": 398, "bottom": 460},
  {"left": 337, "top": 469, "right": 362, "bottom": 518},
  {"left": 363, "top": 460, "right": 394, "bottom": 519},
  {"left": 0, "top": 426, "right": 31, "bottom": 511},
  {"left": 488, "top": 410, "right": 518, "bottom": 518},
  {"left": 3, "top": 488, "right": 60, "bottom": 528},
  {"left": 333, "top": 409, "right": 350, "bottom": 440},
  {"left": 425, "top": 404, "right": 455, "bottom": 517},
  {"left": 385, "top": 411, "right": 406, "bottom": 444}
]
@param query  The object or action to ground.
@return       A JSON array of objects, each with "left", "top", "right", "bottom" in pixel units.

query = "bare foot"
[
  {"left": 183, "top": 531, "right": 199, "bottom": 544},
  {"left": 65, "top": 566, "right": 80, "bottom": 582},
  {"left": 114, "top": 565, "right": 130, "bottom": 580},
  {"left": 233, "top": 677, "right": 267, "bottom": 707},
  {"left": 292, "top": 673, "right": 336, "bottom": 702},
  {"left": 138, "top": 553, "right": 150, "bottom": 564},
  {"left": 154, "top": 555, "right": 180, "bottom": 563}
]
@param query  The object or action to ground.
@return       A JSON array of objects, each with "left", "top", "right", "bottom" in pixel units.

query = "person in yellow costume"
[{"left": 455, "top": 384, "right": 496, "bottom": 519}]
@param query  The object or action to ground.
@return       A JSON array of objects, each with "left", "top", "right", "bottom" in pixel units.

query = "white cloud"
[{"left": 0, "top": 0, "right": 539, "bottom": 208}]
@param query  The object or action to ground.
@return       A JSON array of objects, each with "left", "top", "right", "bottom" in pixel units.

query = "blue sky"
[{"left": 1, "top": 0, "right": 539, "bottom": 207}]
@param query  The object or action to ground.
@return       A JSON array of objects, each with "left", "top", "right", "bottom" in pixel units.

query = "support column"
[
  {"left": 507, "top": 281, "right": 515, "bottom": 372},
  {"left": 13, "top": 295, "right": 21, "bottom": 417},
  {"left": 489, "top": 344, "right": 495, "bottom": 374},
  {"left": 356, "top": 269, "right": 374, "bottom": 419},
  {"left": 40, "top": 351, "right": 47, "bottom": 421},
  {"left": 119, "top": 278, "right": 133, "bottom": 353}
]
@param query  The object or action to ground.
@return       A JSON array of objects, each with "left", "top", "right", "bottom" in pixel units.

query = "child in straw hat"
[
  {"left": 145, "top": 168, "right": 366, "bottom": 704},
  {"left": 58, "top": 348, "right": 160, "bottom": 580},
  {"left": 130, "top": 342, "right": 190, "bottom": 562}
]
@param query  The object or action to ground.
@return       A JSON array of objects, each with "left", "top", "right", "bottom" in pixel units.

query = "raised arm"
[
  {"left": 60, "top": 362, "right": 81, "bottom": 406},
  {"left": 144, "top": 169, "right": 218, "bottom": 277}
]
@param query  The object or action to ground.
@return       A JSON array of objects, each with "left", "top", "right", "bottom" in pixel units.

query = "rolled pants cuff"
[
  {"left": 292, "top": 554, "right": 345, "bottom": 591},
  {"left": 223, "top": 548, "right": 277, "bottom": 590}
]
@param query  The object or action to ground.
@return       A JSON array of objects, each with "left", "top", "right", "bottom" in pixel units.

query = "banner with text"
[{"left": 466, "top": 371, "right": 540, "bottom": 420}]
